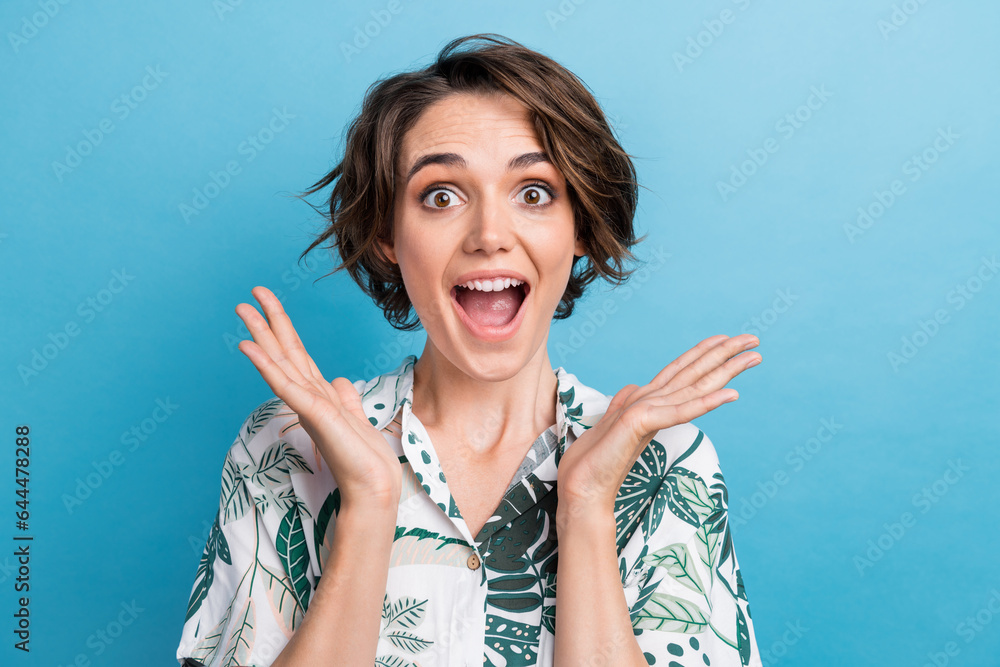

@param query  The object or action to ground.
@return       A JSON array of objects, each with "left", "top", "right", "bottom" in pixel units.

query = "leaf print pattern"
[
  {"left": 177, "top": 357, "right": 760, "bottom": 666},
  {"left": 643, "top": 543, "right": 705, "bottom": 595},
  {"left": 377, "top": 594, "right": 434, "bottom": 666},
  {"left": 260, "top": 561, "right": 304, "bottom": 636},
  {"left": 186, "top": 510, "right": 231, "bottom": 621},
  {"left": 633, "top": 592, "right": 709, "bottom": 633},
  {"left": 629, "top": 427, "right": 759, "bottom": 665},
  {"left": 219, "top": 451, "right": 251, "bottom": 526},
  {"left": 223, "top": 598, "right": 256, "bottom": 666},
  {"left": 275, "top": 503, "right": 312, "bottom": 612}
]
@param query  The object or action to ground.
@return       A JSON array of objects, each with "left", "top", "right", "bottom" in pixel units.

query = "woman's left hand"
[{"left": 556, "top": 334, "right": 761, "bottom": 525}]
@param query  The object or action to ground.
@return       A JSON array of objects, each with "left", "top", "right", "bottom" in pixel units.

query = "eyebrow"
[{"left": 404, "top": 151, "right": 551, "bottom": 184}]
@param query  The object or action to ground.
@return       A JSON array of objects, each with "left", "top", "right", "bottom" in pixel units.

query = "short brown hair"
[{"left": 299, "top": 33, "right": 642, "bottom": 331}]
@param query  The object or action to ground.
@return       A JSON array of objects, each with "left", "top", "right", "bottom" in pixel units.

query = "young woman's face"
[{"left": 381, "top": 92, "right": 584, "bottom": 380}]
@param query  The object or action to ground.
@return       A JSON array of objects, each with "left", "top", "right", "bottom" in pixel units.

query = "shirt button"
[{"left": 467, "top": 551, "right": 481, "bottom": 569}]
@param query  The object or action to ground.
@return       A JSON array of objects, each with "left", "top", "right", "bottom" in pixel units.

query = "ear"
[
  {"left": 573, "top": 235, "right": 586, "bottom": 258},
  {"left": 378, "top": 236, "right": 398, "bottom": 265}
]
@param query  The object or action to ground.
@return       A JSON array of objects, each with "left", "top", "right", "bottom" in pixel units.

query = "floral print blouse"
[{"left": 176, "top": 355, "right": 761, "bottom": 666}]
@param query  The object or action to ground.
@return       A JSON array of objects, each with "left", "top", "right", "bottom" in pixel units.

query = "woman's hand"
[
  {"left": 235, "top": 286, "right": 402, "bottom": 509},
  {"left": 555, "top": 334, "right": 761, "bottom": 525}
]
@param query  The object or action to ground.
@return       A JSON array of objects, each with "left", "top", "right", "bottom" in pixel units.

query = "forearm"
[
  {"left": 553, "top": 506, "right": 647, "bottom": 667},
  {"left": 272, "top": 501, "right": 397, "bottom": 667}
]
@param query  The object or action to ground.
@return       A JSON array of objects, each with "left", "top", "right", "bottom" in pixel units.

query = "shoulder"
[
  {"left": 558, "top": 366, "right": 723, "bottom": 476},
  {"left": 651, "top": 420, "right": 722, "bottom": 476},
  {"left": 224, "top": 397, "right": 301, "bottom": 464}
]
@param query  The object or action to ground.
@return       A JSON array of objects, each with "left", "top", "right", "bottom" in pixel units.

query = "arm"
[
  {"left": 553, "top": 506, "right": 647, "bottom": 667},
  {"left": 271, "top": 500, "right": 398, "bottom": 667}
]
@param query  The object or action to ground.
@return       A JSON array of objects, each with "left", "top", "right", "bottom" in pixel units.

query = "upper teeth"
[{"left": 460, "top": 278, "right": 523, "bottom": 292}]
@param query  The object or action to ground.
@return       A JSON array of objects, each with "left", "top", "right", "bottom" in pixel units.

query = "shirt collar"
[{"left": 357, "top": 354, "right": 612, "bottom": 450}]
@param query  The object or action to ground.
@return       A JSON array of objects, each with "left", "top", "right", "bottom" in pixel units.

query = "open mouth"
[{"left": 451, "top": 278, "right": 530, "bottom": 339}]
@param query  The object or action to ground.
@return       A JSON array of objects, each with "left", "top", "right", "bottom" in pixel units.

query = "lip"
[{"left": 449, "top": 271, "right": 531, "bottom": 343}]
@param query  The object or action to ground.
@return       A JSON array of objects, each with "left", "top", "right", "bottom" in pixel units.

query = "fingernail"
[
  {"left": 745, "top": 356, "right": 761, "bottom": 369},
  {"left": 743, "top": 337, "right": 759, "bottom": 350}
]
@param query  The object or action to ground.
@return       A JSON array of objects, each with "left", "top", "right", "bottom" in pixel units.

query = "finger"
[
  {"left": 236, "top": 301, "right": 312, "bottom": 387},
  {"left": 606, "top": 383, "right": 640, "bottom": 417},
  {"left": 237, "top": 339, "right": 327, "bottom": 419},
  {"left": 251, "top": 287, "right": 327, "bottom": 383},
  {"left": 331, "top": 376, "right": 365, "bottom": 422},
  {"left": 654, "top": 350, "right": 760, "bottom": 407},
  {"left": 620, "top": 335, "right": 730, "bottom": 408},
  {"left": 630, "top": 388, "right": 739, "bottom": 436},
  {"left": 657, "top": 334, "right": 758, "bottom": 397}
]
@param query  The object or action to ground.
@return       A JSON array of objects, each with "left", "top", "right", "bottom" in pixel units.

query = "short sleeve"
[
  {"left": 624, "top": 425, "right": 761, "bottom": 667},
  {"left": 176, "top": 401, "right": 312, "bottom": 667}
]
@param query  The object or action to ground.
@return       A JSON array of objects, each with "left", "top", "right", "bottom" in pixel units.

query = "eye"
[
  {"left": 515, "top": 182, "right": 555, "bottom": 207},
  {"left": 420, "top": 187, "right": 462, "bottom": 209}
]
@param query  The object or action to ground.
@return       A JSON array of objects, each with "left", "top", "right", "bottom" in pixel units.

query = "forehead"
[{"left": 398, "top": 93, "right": 543, "bottom": 171}]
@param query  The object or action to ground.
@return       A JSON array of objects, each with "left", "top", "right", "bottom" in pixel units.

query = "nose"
[{"left": 461, "top": 190, "right": 516, "bottom": 256}]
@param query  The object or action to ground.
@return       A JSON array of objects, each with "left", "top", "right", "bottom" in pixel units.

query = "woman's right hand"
[{"left": 235, "top": 286, "right": 401, "bottom": 509}]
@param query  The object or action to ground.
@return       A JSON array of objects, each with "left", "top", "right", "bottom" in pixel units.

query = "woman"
[{"left": 177, "top": 34, "right": 762, "bottom": 667}]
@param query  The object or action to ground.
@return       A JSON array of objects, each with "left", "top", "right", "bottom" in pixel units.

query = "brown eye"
[
  {"left": 517, "top": 184, "right": 552, "bottom": 207},
  {"left": 421, "top": 188, "right": 460, "bottom": 209}
]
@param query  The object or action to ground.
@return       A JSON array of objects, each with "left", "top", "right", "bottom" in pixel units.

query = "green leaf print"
[
  {"left": 664, "top": 467, "right": 714, "bottom": 528},
  {"left": 614, "top": 438, "right": 669, "bottom": 553},
  {"left": 487, "top": 573, "right": 543, "bottom": 612},
  {"left": 737, "top": 604, "right": 752, "bottom": 665},
  {"left": 384, "top": 597, "right": 428, "bottom": 630},
  {"left": 222, "top": 597, "right": 256, "bottom": 667},
  {"left": 188, "top": 599, "right": 232, "bottom": 666},
  {"left": 485, "top": 617, "right": 541, "bottom": 665},
  {"left": 260, "top": 561, "right": 305, "bottom": 633},
  {"left": 313, "top": 489, "right": 341, "bottom": 575},
  {"left": 275, "top": 504, "right": 312, "bottom": 612},
  {"left": 219, "top": 452, "right": 251, "bottom": 525},
  {"left": 241, "top": 398, "right": 285, "bottom": 443},
  {"left": 632, "top": 592, "right": 709, "bottom": 634},
  {"left": 378, "top": 595, "right": 433, "bottom": 665},
  {"left": 643, "top": 543, "right": 705, "bottom": 595},
  {"left": 186, "top": 521, "right": 221, "bottom": 623},
  {"left": 251, "top": 440, "right": 313, "bottom": 488},
  {"left": 384, "top": 630, "right": 434, "bottom": 654},
  {"left": 695, "top": 518, "right": 720, "bottom": 571}
]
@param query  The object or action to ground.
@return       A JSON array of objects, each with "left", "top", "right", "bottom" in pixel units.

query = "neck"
[{"left": 410, "top": 341, "right": 559, "bottom": 458}]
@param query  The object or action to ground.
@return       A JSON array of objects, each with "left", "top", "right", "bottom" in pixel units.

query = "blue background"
[{"left": 2, "top": 1, "right": 998, "bottom": 665}]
